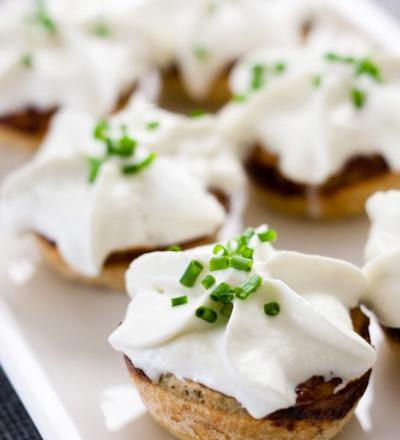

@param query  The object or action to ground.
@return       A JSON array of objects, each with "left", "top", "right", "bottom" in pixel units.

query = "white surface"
[{"left": 1, "top": 1, "right": 400, "bottom": 439}]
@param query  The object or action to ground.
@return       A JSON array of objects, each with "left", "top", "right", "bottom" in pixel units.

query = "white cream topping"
[
  {"left": 110, "top": 229, "right": 375, "bottom": 418},
  {"left": 364, "top": 191, "right": 400, "bottom": 328},
  {"left": 0, "top": 0, "right": 154, "bottom": 116},
  {"left": 221, "top": 46, "right": 400, "bottom": 185},
  {"left": 1, "top": 102, "right": 244, "bottom": 277}
]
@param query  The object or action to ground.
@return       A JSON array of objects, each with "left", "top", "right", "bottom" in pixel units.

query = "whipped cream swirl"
[
  {"left": 1, "top": 100, "right": 244, "bottom": 277},
  {"left": 110, "top": 228, "right": 375, "bottom": 418},
  {"left": 364, "top": 190, "right": 400, "bottom": 329}
]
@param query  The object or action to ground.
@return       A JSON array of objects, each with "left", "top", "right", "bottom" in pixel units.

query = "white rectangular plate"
[{"left": 1, "top": 1, "right": 400, "bottom": 438}]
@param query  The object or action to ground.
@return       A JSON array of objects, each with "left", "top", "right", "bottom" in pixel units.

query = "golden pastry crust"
[
  {"left": 160, "top": 67, "right": 231, "bottom": 113},
  {"left": 35, "top": 232, "right": 218, "bottom": 291},
  {"left": 123, "top": 308, "right": 372, "bottom": 440},
  {"left": 245, "top": 146, "right": 400, "bottom": 220}
]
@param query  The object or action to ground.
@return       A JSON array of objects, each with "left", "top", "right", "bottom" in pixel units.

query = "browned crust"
[
  {"left": 160, "top": 66, "right": 231, "bottom": 114},
  {"left": 382, "top": 326, "right": 400, "bottom": 352},
  {"left": 123, "top": 308, "right": 372, "bottom": 439},
  {"left": 245, "top": 146, "right": 400, "bottom": 220},
  {"left": 35, "top": 232, "right": 218, "bottom": 291}
]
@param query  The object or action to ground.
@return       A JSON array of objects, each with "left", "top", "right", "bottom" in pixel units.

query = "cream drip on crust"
[
  {"left": 0, "top": 99, "right": 244, "bottom": 277},
  {"left": 364, "top": 191, "right": 400, "bottom": 328},
  {"left": 221, "top": 46, "right": 400, "bottom": 185},
  {"left": 110, "top": 227, "right": 376, "bottom": 418}
]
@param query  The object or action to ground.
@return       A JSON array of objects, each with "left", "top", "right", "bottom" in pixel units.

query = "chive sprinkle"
[
  {"left": 201, "top": 275, "right": 216, "bottom": 289},
  {"left": 115, "top": 135, "right": 137, "bottom": 157},
  {"left": 92, "top": 22, "right": 111, "bottom": 38},
  {"left": 312, "top": 74, "right": 321, "bottom": 88},
  {"left": 220, "top": 302, "right": 233, "bottom": 319},
  {"left": 230, "top": 255, "right": 253, "bottom": 272},
  {"left": 251, "top": 63, "right": 265, "bottom": 90},
  {"left": 193, "top": 45, "right": 210, "bottom": 62},
  {"left": 324, "top": 52, "right": 355, "bottom": 64},
  {"left": 180, "top": 260, "right": 204, "bottom": 288},
  {"left": 195, "top": 306, "right": 218, "bottom": 323},
  {"left": 232, "top": 94, "right": 247, "bottom": 103},
  {"left": 209, "top": 256, "right": 230, "bottom": 271},
  {"left": 264, "top": 301, "right": 281, "bottom": 316},
  {"left": 351, "top": 87, "right": 366, "bottom": 110},
  {"left": 210, "top": 282, "right": 234, "bottom": 304},
  {"left": 168, "top": 245, "right": 182, "bottom": 252},
  {"left": 93, "top": 119, "right": 109, "bottom": 141},
  {"left": 235, "top": 274, "right": 263, "bottom": 300},
  {"left": 87, "top": 157, "right": 103, "bottom": 183},
  {"left": 190, "top": 109, "right": 206, "bottom": 118},
  {"left": 274, "top": 62, "right": 287, "bottom": 74},
  {"left": 21, "top": 53, "right": 33, "bottom": 69},
  {"left": 213, "top": 244, "right": 228, "bottom": 256},
  {"left": 354, "top": 58, "right": 382, "bottom": 83},
  {"left": 171, "top": 296, "right": 188, "bottom": 307},
  {"left": 34, "top": 0, "right": 57, "bottom": 35},
  {"left": 146, "top": 120, "right": 160, "bottom": 130},
  {"left": 122, "top": 152, "right": 157, "bottom": 175},
  {"left": 258, "top": 229, "right": 277, "bottom": 243},
  {"left": 241, "top": 247, "right": 254, "bottom": 259}
]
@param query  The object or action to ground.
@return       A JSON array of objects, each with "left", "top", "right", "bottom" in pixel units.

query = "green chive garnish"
[
  {"left": 264, "top": 301, "right": 281, "bottom": 316},
  {"left": 324, "top": 52, "right": 355, "bottom": 64},
  {"left": 235, "top": 274, "right": 262, "bottom": 300},
  {"left": 146, "top": 120, "right": 160, "bottom": 130},
  {"left": 122, "top": 152, "right": 157, "bottom": 175},
  {"left": 220, "top": 302, "right": 233, "bottom": 319},
  {"left": 21, "top": 53, "right": 33, "bottom": 69},
  {"left": 241, "top": 247, "right": 253, "bottom": 259},
  {"left": 258, "top": 229, "right": 277, "bottom": 243},
  {"left": 209, "top": 256, "right": 230, "bottom": 271},
  {"left": 87, "top": 157, "right": 103, "bottom": 183},
  {"left": 93, "top": 119, "right": 109, "bottom": 141},
  {"left": 168, "top": 245, "right": 182, "bottom": 252},
  {"left": 92, "top": 22, "right": 111, "bottom": 38},
  {"left": 351, "top": 87, "right": 366, "bottom": 110},
  {"left": 210, "top": 282, "right": 234, "bottom": 304},
  {"left": 201, "top": 275, "right": 216, "bottom": 289},
  {"left": 354, "top": 58, "right": 382, "bottom": 83},
  {"left": 193, "top": 46, "right": 210, "bottom": 62},
  {"left": 190, "top": 109, "right": 206, "bottom": 118},
  {"left": 115, "top": 135, "right": 137, "bottom": 157},
  {"left": 180, "top": 260, "right": 204, "bottom": 288},
  {"left": 274, "top": 62, "right": 287, "bottom": 74},
  {"left": 213, "top": 244, "right": 228, "bottom": 256},
  {"left": 230, "top": 255, "right": 253, "bottom": 272},
  {"left": 232, "top": 94, "right": 247, "bottom": 103},
  {"left": 34, "top": 0, "right": 57, "bottom": 35},
  {"left": 251, "top": 64, "right": 265, "bottom": 90},
  {"left": 171, "top": 296, "right": 188, "bottom": 307},
  {"left": 195, "top": 306, "right": 217, "bottom": 323},
  {"left": 312, "top": 74, "right": 321, "bottom": 88}
]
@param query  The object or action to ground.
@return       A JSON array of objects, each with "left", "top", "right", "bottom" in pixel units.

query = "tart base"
[
  {"left": 35, "top": 233, "right": 218, "bottom": 291},
  {"left": 123, "top": 308, "right": 371, "bottom": 439}
]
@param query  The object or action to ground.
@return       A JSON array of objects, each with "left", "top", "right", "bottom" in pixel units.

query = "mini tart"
[
  {"left": 246, "top": 146, "right": 400, "bottom": 220},
  {"left": 36, "top": 189, "right": 229, "bottom": 291},
  {"left": 160, "top": 66, "right": 232, "bottom": 114},
  {"left": 123, "top": 308, "right": 371, "bottom": 440}
]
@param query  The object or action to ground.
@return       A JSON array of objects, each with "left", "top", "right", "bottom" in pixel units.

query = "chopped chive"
[
  {"left": 193, "top": 45, "right": 210, "bottom": 62},
  {"left": 230, "top": 255, "right": 253, "bottom": 272},
  {"left": 274, "top": 62, "right": 287, "bottom": 74},
  {"left": 351, "top": 87, "right": 366, "bottom": 110},
  {"left": 87, "top": 157, "right": 103, "bottom": 183},
  {"left": 34, "top": 1, "right": 57, "bottom": 35},
  {"left": 179, "top": 260, "right": 204, "bottom": 288},
  {"left": 209, "top": 256, "right": 230, "bottom": 271},
  {"left": 241, "top": 247, "right": 254, "bottom": 259},
  {"left": 92, "top": 22, "right": 111, "bottom": 37},
  {"left": 312, "top": 74, "right": 321, "bottom": 87},
  {"left": 115, "top": 135, "right": 137, "bottom": 157},
  {"left": 264, "top": 301, "right": 281, "bottom": 316},
  {"left": 171, "top": 296, "right": 188, "bottom": 307},
  {"left": 146, "top": 120, "right": 160, "bottom": 130},
  {"left": 243, "top": 227, "right": 256, "bottom": 243},
  {"left": 220, "top": 302, "right": 233, "bottom": 319},
  {"left": 213, "top": 244, "right": 228, "bottom": 256},
  {"left": 195, "top": 306, "right": 217, "bottom": 323},
  {"left": 324, "top": 52, "right": 355, "bottom": 64},
  {"left": 251, "top": 63, "right": 265, "bottom": 90},
  {"left": 21, "top": 53, "right": 33, "bottom": 69},
  {"left": 122, "top": 152, "right": 157, "bottom": 175},
  {"left": 190, "top": 109, "right": 206, "bottom": 118},
  {"left": 232, "top": 94, "right": 247, "bottom": 103},
  {"left": 210, "top": 282, "right": 234, "bottom": 304},
  {"left": 201, "top": 275, "right": 216, "bottom": 289},
  {"left": 355, "top": 58, "right": 382, "bottom": 83},
  {"left": 258, "top": 229, "right": 277, "bottom": 243},
  {"left": 93, "top": 119, "right": 109, "bottom": 141},
  {"left": 168, "top": 245, "right": 182, "bottom": 252},
  {"left": 235, "top": 274, "right": 262, "bottom": 300}
]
